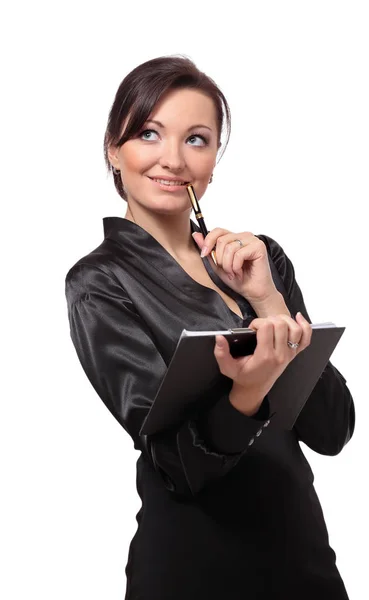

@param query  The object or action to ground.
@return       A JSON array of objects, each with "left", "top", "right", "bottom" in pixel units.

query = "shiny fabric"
[{"left": 65, "top": 217, "right": 354, "bottom": 599}]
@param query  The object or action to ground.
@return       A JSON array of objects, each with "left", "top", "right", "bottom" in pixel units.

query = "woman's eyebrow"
[{"left": 146, "top": 119, "right": 213, "bottom": 132}]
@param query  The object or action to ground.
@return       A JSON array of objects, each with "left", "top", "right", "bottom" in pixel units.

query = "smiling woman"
[
  {"left": 103, "top": 56, "right": 230, "bottom": 206},
  {"left": 66, "top": 55, "right": 354, "bottom": 600},
  {"left": 107, "top": 88, "right": 219, "bottom": 205},
  {"left": 106, "top": 97, "right": 221, "bottom": 230}
]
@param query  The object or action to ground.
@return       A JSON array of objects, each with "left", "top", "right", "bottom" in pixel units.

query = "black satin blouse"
[{"left": 65, "top": 217, "right": 354, "bottom": 600}]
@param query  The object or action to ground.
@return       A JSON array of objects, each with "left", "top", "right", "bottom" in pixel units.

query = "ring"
[
  {"left": 235, "top": 239, "right": 243, "bottom": 248},
  {"left": 287, "top": 341, "right": 300, "bottom": 349}
]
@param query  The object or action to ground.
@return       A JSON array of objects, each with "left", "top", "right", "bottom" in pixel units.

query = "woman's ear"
[{"left": 107, "top": 146, "right": 120, "bottom": 170}]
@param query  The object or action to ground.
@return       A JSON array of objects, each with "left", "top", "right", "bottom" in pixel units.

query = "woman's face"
[{"left": 108, "top": 88, "right": 220, "bottom": 214}]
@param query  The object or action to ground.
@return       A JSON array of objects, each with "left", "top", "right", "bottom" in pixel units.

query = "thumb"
[
  {"left": 214, "top": 336, "right": 252, "bottom": 380},
  {"left": 214, "top": 336, "right": 237, "bottom": 378},
  {"left": 192, "top": 232, "right": 204, "bottom": 250}
]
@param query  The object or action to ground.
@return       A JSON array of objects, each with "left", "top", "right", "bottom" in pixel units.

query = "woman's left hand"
[{"left": 192, "top": 228, "right": 278, "bottom": 304}]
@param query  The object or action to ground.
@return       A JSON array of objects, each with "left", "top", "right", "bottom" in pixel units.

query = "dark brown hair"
[{"left": 103, "top": 55, "right": 231, "bottom": 201}]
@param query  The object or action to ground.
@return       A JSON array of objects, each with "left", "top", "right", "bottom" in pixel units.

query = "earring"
[
  {"left": 112, "top": 166, "right": 120, "bottom": 175},
  {"left": 209, "top": 173, "right": 213, "bottom": 184}
]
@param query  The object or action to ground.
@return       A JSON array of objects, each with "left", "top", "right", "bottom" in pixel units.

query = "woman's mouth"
[{"left": 148, "top": 177, "right": 191, "bottom": 191}]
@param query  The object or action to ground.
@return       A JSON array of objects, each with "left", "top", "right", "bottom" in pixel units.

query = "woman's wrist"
[
  {"left": 229, "top": 382, "right": 266, "bottom": 417},
  {"left": 248, "top": 291, "right": 291, "bottom": 318}
]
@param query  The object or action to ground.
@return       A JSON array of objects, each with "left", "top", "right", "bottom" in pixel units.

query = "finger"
[
  {"left": 215, "top": 232, "right": 255, "bottom": 270},
  {"left": 276, "top": 314, "right": 303, "bottom": 348},
  {"left": 221, "top": 240, "right": 243, "bottom": 279},
  {"left": 295, "top": 312, "right": 312, "bottom": 352},
  {"left": 204, "top": 230, "right": 256, "bottom": 264},
  {"left": 214, "top": 335, "right": 250, "bottom": 379},
  {"left": 191, "top": 232, "right": 205, "bottom": 251},
  {"left": 231, "top": 239, "right": 268, "bottom": 279},
  {"left": 212, "top": 233, "right": 235, "bottom": 268},
  {"left": 248, "top": 319, "right": 275, "bottom": 360},
  {"left": 268, "top": 317, "right": 289, "bottom": 356},
  {"left": 201, "top": 228, "right": 230, "bottom": 257}
]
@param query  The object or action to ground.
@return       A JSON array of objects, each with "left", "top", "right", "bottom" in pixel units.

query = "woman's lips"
[{"left": 148, "top": 177, "right": 191, "bottom": 192}]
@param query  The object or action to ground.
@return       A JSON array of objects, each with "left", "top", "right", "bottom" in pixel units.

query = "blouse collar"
[{"left": 102, "top": 216, "right": 256, "bottom": 326}]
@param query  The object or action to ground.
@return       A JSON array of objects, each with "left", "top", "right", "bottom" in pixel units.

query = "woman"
[{"left": 65, "top": 56, "right": 354, "bottom": 599}]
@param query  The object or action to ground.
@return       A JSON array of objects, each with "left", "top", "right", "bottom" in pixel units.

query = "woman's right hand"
[{"left": 214, "top": 312, "right": 312, "bottom": 416}]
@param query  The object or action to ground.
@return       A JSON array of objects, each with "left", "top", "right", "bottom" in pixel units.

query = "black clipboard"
[{"left": 140, "top": 323, "right": 345, "bottom": 436}]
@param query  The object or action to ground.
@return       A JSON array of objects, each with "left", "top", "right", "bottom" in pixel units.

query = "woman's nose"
[{"left": 158, "top": 140, "right": 185, "bottom": 171}]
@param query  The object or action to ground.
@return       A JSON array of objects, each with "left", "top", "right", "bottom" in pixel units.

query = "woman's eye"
[
  {"left": 139, "top": 129, "right": 159, "bottom": 141},
  {"left": 187, "top": 134, "right": 208, "bottom": 147},
  {"left": 138, "top": 130, "right": 208, "bottom": 146}
]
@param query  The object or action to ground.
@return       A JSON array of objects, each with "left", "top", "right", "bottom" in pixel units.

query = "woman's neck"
[{"left": 124, "top": 204, "right": 198, "bottom": 261}]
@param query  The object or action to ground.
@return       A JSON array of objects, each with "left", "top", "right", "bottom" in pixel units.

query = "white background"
[{"left": 1, "top": 1, "right": 368, "bottom": 598}]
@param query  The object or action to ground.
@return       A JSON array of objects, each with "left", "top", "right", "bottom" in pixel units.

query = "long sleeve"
[
  {"left": 65, "top": 263, "right": 272, "bottom": 498},
  {"left": 260, "top": 234, "right": 355, "bottom": 455}
]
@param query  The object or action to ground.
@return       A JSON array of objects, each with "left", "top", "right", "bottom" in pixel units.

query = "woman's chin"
[{"left": 139, "top": 193, "right": 192, "bottom": 214}]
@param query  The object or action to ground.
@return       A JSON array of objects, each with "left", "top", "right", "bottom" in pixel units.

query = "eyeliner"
[{"left": 186, "top": 184, "right": 217, "bottom": 266}]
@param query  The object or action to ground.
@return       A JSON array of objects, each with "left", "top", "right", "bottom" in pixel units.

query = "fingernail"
[
  {"left": 200, "top": 246, "right": 208, "bottom": 257},
  {"left": 215, "top": 337, "right": 223, "bottom": 347},
  {"left": 228, "top": 274, "right": 234, "bottom": 281}
]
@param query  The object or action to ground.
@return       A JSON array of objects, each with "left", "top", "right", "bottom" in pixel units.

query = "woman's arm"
[
  {"left": 65, "top": 263, "right": 272, "bottom": 498},
  {"left": 260, "top": 234, "right": 355, "bottom": 455}
]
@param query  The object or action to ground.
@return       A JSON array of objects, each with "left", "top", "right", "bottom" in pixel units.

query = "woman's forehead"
[
  {"left": 119, "top": 88, "right": 219, "bottom": 139},
  {"left": 148, "top": 89, "right": 218, "bottom": 128}
]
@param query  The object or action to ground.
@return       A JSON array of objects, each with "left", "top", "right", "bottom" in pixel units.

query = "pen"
[{"left": 186, "top": 184, "right": 217, "bottom": 266}]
